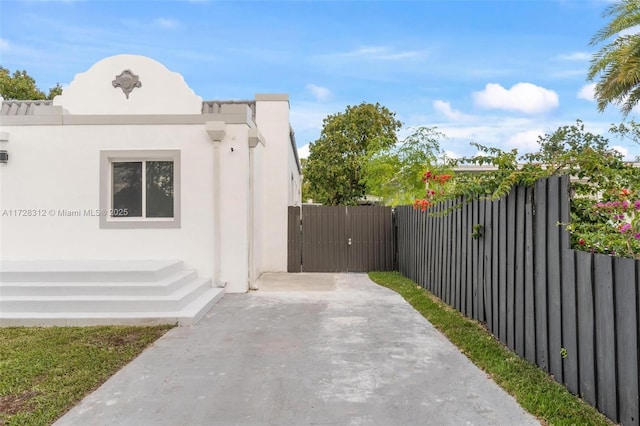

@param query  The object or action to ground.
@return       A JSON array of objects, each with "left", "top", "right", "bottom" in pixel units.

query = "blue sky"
[{"left": 1, "top": 0, "right": 639, "bottom": 161}]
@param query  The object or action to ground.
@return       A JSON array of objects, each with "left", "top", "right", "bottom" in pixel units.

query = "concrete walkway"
[{"left": 55, "top": 273, "right": 539, "bottom": 426}]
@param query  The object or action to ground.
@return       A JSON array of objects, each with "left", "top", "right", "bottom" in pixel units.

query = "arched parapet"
[{"left": 53, "top": 54, "right": 202, "bottom": 115}]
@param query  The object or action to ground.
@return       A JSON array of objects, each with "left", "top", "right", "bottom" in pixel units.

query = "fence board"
[
  {"left": 534, "top": 179, "right": 549, "bottom": 371},
  {"left": 547, "top": 177, "right": 564, "bottom": 383},
  {"left": 478, "top": 199, "right": 486, "bottom": 323},
  {"left": 467, "top": 201, "right": 474, "bottom": 317},
  {"left": 594, "top": 254, "right": 617, "bottom": 421},
  {"left": 425, "top": 206, "right": 431, "bottom": 289},
  {"left": 498, "top": 197, "right": 507, "bottom": 344},
  {"left": 492, "top": 200, "right": 500, "bottom": 336},
  {"left": 447, "top": 200, "right": 455, "bottom": 305},
  {"left": 435, "top": 203, "right": 443, "bottom": 296},
  {"left": 506, "top": 188, "right": 516, "bottom": 350},
  {"left": 424, "top": 207, "right": 429, "bottom": 287},
  {"left": 483, "top": 199, "right": 493, "bottom": 331},
  {"left": 614, "top": 257, "right": 639, "bottom": 426},
  {"left": 416, "top": 208, "right": 420, "bottom": 281},
  {"left": 524, "top": 187, "right": 536, "bottom": 364},
  {"left": 559, "top": 175, "right": 578, "bottom": 394},
  {"left": 461, "top": 201, "right": 469, "bottom": 316},
  {"left": 455, "top": 200, "right": 462, "bottom": 311},
  {"left": 287, "top": 206, "right": 301, "bottom": 272},
  {"left": 472, "top": 200, "right": 479, "bottom": 320},
  {"left": 576, "top": 251, "right": 597, "bottom": 407},
  {"left": 515, "top": 186, "right": 525, "bottom": 357}
]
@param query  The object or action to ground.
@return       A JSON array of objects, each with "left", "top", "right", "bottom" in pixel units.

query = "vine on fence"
[{"left": 412, "top": 120, "right": 640, "bottom": 259}]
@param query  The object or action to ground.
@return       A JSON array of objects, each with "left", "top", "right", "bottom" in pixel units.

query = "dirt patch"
[
  {"left": 86, "top": 331, "right": 146, "bottom": 348},
  {"left": 103, "top": 332, "right": 145, "bottom": 347},
  {"left": 0, "top": 390, "right": 39, "bottom": 416}
]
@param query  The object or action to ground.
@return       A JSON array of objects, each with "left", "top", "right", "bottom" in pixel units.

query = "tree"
[
  {"left": 0, "top": 67, "right": 62, "bottom": 100},
  {"left": 303, "top": 102, "right": 402, "bottom": 205},
  {"left": 588, "top": 0, "right": 640, "bottom": 115},
  {"left": 437, "top": 120, "right": 640, "bottom": 258},
  {"left": 364, "top": 126, "right": 447, "bottom": 205},
  {"left": 609, "top": 119, "right": 640, "bottom": 160}
]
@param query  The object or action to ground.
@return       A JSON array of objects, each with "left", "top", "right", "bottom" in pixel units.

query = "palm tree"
[{"left": 588, "top": 0, "right": 640, "bottom": 116}]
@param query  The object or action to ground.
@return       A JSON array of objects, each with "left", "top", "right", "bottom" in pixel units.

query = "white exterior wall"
[
  {"left": 53, "top": 54, "right": 202, "bottom": 115},
  {"left": 0, "top": 55, "right": 298, "bottom": 294},
  {"left": 0, "top": 124, "right": 216, "bottom": 279},
  {"left": 288, "top": 139, "right": 302, "bottom": 207},
  {"left": 250, "top": 143, "right": 265, "bottom": 285},
  {"left": 216, "top": 124, "right": 251, "bottom": 293},
  {"left": 255, "top": 95, "right": 298, "bottom": 272}
]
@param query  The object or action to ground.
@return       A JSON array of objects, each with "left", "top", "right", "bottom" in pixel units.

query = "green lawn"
[
  {"left": 368, "top": 271, "right": 613, "bottom": 426},
  {"left": 0, "top": 325, "right": 172, "bottom": 426}
]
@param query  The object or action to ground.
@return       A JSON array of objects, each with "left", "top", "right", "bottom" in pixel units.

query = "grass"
[
  {"left": 0, "top": 325, "right": 172, "bottom": 426},
  {"left": 368, "top": 271, "right": 613, "bottom": 426}
]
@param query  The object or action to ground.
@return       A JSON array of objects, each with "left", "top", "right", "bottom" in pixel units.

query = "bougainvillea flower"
[{"left": 619, "top": 223, "right": 632, "bottom": 233}]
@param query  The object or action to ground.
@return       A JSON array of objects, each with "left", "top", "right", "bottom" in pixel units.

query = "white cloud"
[
  {"left": 298, "top": 143, "right": 310, "bottom": 160},
  {"left": 443, "top": 150, "right": 460, "bottom": 160},
  {"left": 306, "top": 84, "right": 332, "bottom": 102},
  {"left": 0, "top": 38, "right": 9, "bottom": 50},
  {"left": 619, "top": 26, "right": 640, "bottom": 37},
  {"left": 321, "top": 45, "right": 428, "bottom": 61},
  {"left": 289, "top": 101, "right": 339, "bottom": 145},
  {"left": 507, "top": 129, "right": 544, "bottom": 153},
  {"left": 473, "top": 82, "right": 559, "bottom": 114},
  {"left": 433, "top": 100, "right": 474, "bottom": 121},
  {"left": 612, "top": 145, "right": 630, "bottom": 159},
  {"left": 577, "top": 83, "right": 596, "bottom": 101},
  {"left": 289, "top": 102, "right": 331, "bottom": 133},
  {"left": 555, "top": 52, "right": 591, "bottom": 61},
  {"left": 550, "top": 69, "right": 588, "bottom": 79},
  {"left": 154, "top": 18, "right": 179, "bottom": 29}
]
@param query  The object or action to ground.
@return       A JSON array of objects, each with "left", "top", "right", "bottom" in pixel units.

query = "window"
[{"left": 100, "top": 150, "right": 180, "bottom": 228}]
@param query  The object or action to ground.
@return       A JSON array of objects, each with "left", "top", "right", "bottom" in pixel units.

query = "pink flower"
[{"left": 619, "top": 223, "right": 632, "bottom": 233}]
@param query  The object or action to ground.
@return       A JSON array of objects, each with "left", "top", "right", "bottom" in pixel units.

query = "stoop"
[{"left": 0, "top": 260, "right": 224, "bottom": 327}]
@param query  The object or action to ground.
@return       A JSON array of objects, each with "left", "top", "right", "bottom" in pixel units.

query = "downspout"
[{"left": 206, "top": 121, "right": 227, "bottom": 288}]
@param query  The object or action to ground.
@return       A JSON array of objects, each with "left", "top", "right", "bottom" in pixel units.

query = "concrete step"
[
  {"left": 1, "top": 269, "right": 197, "bottom": 296},
  {"left": 0, "top": 278, "right": 211, "bottom": 313},
  {"left": 0, "top": 260, "right": 183, "bottom": 282},
  {"left": 0, "top": 259, "right": 224, "bottom": 326},
  {"left": 0, "top": 288, "right": 225, "bottom": 327}
]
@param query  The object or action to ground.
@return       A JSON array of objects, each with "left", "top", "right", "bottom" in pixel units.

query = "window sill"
[{"left": 99, "top": 217, "right": 181, "bottom": 229}]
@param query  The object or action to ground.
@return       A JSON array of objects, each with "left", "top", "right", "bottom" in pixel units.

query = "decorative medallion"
[{"left": 112, "top": 69, "right": 142, "bottom": 99}]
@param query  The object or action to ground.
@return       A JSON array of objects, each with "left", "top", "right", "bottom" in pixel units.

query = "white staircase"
[{"left": 0, "top": 260, "right": 224, "bottom": 326}]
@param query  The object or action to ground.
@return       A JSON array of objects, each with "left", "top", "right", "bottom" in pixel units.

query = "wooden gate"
[{"left": 287, "top": 205, "right": 395, "bottom": 272}]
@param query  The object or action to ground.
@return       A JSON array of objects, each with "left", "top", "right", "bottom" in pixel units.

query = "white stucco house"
[{"left": 0, "top": 54, "right": 301, "bottom": 326}]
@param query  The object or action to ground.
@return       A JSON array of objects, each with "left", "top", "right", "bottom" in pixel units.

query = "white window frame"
[{"left": 100, "top": 150, "right": 181, "bottom": 229}]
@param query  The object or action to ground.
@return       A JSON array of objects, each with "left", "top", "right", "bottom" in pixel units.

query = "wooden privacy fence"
[
  {"left": 396, "top": 175, "right": 640, "bottom": 425},
  {"left": 288, "top": 205, "right": 395, "bottom": 272}
]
